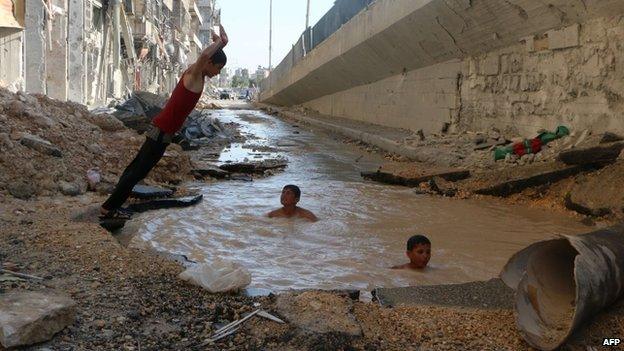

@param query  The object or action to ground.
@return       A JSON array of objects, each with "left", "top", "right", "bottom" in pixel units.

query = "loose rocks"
[
  {"left": 0, "top": 291, "right": 76, "bottom": 348},
  {"left": 20, "top": 134, "right": 62, "bottom": 157}
]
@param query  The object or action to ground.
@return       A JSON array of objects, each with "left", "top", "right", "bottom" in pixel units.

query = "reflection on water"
[{"left": 130, "top": 109, "right": 589, "bottom": 291}]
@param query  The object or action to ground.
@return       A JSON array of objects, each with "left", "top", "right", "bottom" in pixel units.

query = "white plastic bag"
[{"left": 179, "top": 259, "right": 251, "bottom": 293}]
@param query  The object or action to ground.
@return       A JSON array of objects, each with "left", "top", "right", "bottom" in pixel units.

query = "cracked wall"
[
  {"left": 261, "top": 0, "right": 624, "bottom": 136},
  {"left": 460, "top": 17, "right": 624, "bottom": 135}
]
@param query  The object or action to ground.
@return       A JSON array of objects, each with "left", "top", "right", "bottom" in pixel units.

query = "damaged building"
[{"left": 0, "top": 0, "right": 219, "bottom": 106}]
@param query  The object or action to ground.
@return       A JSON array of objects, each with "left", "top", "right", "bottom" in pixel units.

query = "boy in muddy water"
[
  {"left": 392, "top": 235, "right": 431, "bottom": 270},
  {"left": 267, "top": 185, "right": 318, "bottom": 222},
  {"left": 100, "top": 26, "right": 229, "bottom": 220}
]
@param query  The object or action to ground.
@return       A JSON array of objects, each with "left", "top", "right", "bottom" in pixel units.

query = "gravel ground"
[{"left": 1, "top": 193, "right": 621, "bottom": 350}]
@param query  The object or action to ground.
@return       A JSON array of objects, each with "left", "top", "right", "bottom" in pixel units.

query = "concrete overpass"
[{"left": 260, "top": 0, "right": 624, "bottom": 135}]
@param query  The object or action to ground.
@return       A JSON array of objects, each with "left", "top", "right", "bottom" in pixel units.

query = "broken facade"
[{"left": 0, "top": 0, "right": 219, "bottom": 106}]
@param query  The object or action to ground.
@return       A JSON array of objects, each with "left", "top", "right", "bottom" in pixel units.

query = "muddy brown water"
[{"left": 125, "top": 109, "right": 590, "bottom": 291}]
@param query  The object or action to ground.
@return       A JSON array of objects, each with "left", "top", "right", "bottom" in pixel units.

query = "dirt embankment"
[{"left": 0, "top": 88, "right": 192, "bottom": 201}]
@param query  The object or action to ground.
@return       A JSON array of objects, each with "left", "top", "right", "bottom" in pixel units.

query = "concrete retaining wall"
[
  {"left": 261, "top": 0, "right": 624, "bottom": 135},
  {"left": 304, "top": 60, "right": 461, "bottom": 133}
]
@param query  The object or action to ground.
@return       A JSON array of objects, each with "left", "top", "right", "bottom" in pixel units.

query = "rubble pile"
[
  {"left": 0, "top": 88, "right": 192, "bottom": 199},
  {"left": 400, "top": 127, "right": 600, "bottom": 170}
]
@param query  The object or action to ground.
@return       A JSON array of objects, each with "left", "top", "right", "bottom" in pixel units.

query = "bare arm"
[
  {"left": 267, "top": 209, "right": 281, "bottom": 218},
  {"left": 185, "top": 25, "right": 229, "bottom": 91},
  {"left": 300, "top": 208, "right": 319, "bottom": 222}
]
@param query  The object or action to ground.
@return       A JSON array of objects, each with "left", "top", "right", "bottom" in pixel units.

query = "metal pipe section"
[{"left": 500, "top": 225, "right": 624, "bottom": 350}]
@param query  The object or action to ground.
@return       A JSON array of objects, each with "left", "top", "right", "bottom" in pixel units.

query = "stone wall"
[{"left": 460, "top": 17, "right": 624, "bottom": 135}]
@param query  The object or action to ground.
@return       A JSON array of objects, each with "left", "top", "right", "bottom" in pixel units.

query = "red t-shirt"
[{"left": 152, "top": 75, "right": 202, "bottom": 134}]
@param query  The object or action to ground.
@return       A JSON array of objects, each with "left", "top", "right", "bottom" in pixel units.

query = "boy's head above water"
[
  {"left": 405, "top": 235, "right": 431, "bottom": 269},
  {"left": 280, "top": 184, "right": 301, "bottom": 206},
  {"left": 268, "top": 184, "right": 318, "bottom": 222}
]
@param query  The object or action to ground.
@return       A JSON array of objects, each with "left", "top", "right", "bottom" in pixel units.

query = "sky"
[{"left": 218, "top": 0, "right": 336, "bottom": 72}]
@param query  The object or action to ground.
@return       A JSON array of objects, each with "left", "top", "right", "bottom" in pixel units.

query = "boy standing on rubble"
[{"left": 100, "top": 26, "right": 229, "bottom": 220}]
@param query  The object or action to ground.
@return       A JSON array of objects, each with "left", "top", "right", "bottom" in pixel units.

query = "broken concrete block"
[
  {"left": 20, "top": 134, "right": 62, "bottom": 157},
  {"left": 0, "top": 291, "right": 76, "bottom": 348},
  {"left": 474, "top": 165, "right": 588, "bottom": 197},
  {"left": 548, "top": 24, "right": 580, "bottom": 50},
  {"left": 130, "top": 184, "right": 174, "bottom": 199},
  {"left": 361, "top": 170, "right": 470, "bottom": 187},
  {"left": 275, "top": 291, "right": 362, "bottom": 336},
  {"left": 128, "top": 194, "right": 203, "bottom": 213},
  {"left": 558, "top": 142, "right": 624, "bottom": 166}
]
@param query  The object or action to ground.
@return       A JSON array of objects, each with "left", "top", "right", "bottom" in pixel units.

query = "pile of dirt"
[{"left": 0, "top": 88, "right": 192, "bottom": 200}]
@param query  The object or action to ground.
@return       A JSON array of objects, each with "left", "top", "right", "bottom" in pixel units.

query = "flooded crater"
[{"left": 127, "top": 109, "right": 589, "bottom": 291}]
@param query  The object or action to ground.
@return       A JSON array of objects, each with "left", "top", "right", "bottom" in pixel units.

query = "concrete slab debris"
[
  {"left": 0, "top": 291, "right": 76, "bottom": 348},
  {"left": 361, "top": 169, "right": 470, "bottom": 187},
  {"left": 128, "top": 194, "right": 204, "bottom": 213}
]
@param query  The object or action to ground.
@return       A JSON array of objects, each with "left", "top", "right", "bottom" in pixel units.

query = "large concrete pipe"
[{"left": 500, "top": 225, "right": 624, "bottom": 350}]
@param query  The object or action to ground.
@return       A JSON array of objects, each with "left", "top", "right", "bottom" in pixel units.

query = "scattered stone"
[
  {"left": 0, "top": 291, "right": 76, "bottom": 348},
  {"left": 229, "top": 174, "right": 253, "bottom": 182},
  {"left": 429, "top": 177, "right": 458, "bottom": 197},
  {"left": 88, "top": 143, "right": 104, "bottom": 154},
  {"left": 9, "top": 130, "right": 22, "bottom": 140},
  {"left": 24, "top": 109, "right": 55, "bottom": 128},
  {"left": 95, "top": 182, "right": 115, "bottom": 195},
  {"left": 0, "top": 132, "right": 14, "bottom": 149},
  {"left": 275, "top": 291, "right": 362, "bottom": 336},
  {"left": 472, "top": 134, "right": 487, "bottom": 145},
  {"left": 193, "top": 166, "right": 230, "bottom": 179},
  {"left": 94, "top": 319, "right": 106, "bottom": 329},
  {"left": 8, "top": 181, "right": 36, "bottom": 199},
  {"left": 87, "top": 113, "right": 126, "bottom": 132},
  {"left": 219, "top": 159, "right": 288, "bottom": 174},
  {"left": 474, "top": 138, "right": 507, "bottom": 150},
  {"left": 20, "top": 134, "right": 63, "bottom": 157},
  {"left": 130, "top": 184, "right": 175, "bottom": 199},
  {"left": 600, "top": 132, "right": 624, "bottom": 144},
  {"left": 7, "top": 100, "right": 25, "bottom": 116},
  {"left": 487, "top": 128, "right": 501, "bottom": 140},
  {"left": 58, "top": 181, "right": 82, "bottom": 196}
]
